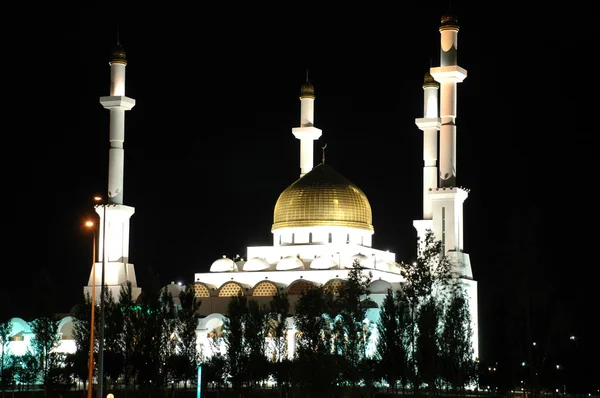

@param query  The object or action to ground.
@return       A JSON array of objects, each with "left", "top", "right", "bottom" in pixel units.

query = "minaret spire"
[
  {"left": 430, "top": 13, "right": 466, "bottom": 187},
  {"left": 85, "top": 40, "right": 141, "bottom": 304},
  {"left": 413, "top": 12, "right": 478, "bottom": 363},
  {"left": 292, "top": 72, "right": 322, "bottom": 178},
  {"left": 415, "top": 69, "right": 441, "bottom": 220}
]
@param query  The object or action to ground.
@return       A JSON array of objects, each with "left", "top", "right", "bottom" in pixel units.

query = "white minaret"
[
  {"left": 427, "top": 14, "right": 478, "bottom": 360},
  {"left": 426, "top": 14, "right": 470, "bottom": 260},
  {"left": 414, "top": 71, "right": 441, "bottom": 246},
  {"left": 84, "top": 42, "right": 141, "bottom": 302},
  {"left": 292, "top": 74, "right": 322, "bottom": 178},
  {"left": 430, "top": 14, "right": 467, "bottom": 188}
]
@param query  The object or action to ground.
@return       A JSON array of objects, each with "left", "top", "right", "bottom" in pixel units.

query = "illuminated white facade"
[
  {"left": 5, "top": 316, "right": 76, "bottom": 357},
  {"left": 3, "top": 11, "right": 478, "bottom": 368},
  {"left": 189, "top": 13, "right": 478, "bottom": 361}
]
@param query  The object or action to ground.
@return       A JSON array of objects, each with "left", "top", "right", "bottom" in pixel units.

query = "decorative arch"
[
  {"left": 323, "top": 279, "right": 345, "bottom": 295},
  {"left": 193, "top": 282, "right": 211, "bottom": 298},
  {"left": 57, "top": 316, "right": 75, "bottom": 340},
  {"left": 199, "top": 314, "right": 227, "bottom": 338},
  {"left": 218, "top": 281, "right": 244, "bottom": 297},
  {"left": 9, "top": 317, "right": 31, "bottom": 335},
  {"left": 8, "top": 318, "right": 30, "bottom": 342},
  {"left": 252, "top": 281, "right": 279, "bottom": 297},
  {"left": 369, "top": 279, "right": 393, "bottom": 294},
  {"left": 287, "top": 280, "right": 316, "bottom": 296}
]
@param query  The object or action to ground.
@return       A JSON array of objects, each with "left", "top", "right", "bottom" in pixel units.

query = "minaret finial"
[
  {"left": 321, "top": 143, "right": 327, "bottom": 164},
  {"left": 306, "top": 69, "right": 309, "bottom": 83}
]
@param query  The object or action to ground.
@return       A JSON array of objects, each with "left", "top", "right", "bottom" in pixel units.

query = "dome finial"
[{"left": 321, "top": 143, "right": 327, "bottom": 164}]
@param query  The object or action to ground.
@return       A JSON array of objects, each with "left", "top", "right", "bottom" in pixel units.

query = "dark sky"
[{"left": 2, "top": 1, "right": 595, "bottom": 380}]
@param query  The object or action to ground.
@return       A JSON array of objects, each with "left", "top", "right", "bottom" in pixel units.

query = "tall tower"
[
  {"left": 414, "top": 13, "right": 478, "bottom": 359},
  {"left": 414, "top": 71, "right": 440, "bottom": 242},
  {"left": 292, "top": 74, "right": 322, "bottom": 178},
  {"left": 84, "top": 42, "right": 141, "bottom": 302}
]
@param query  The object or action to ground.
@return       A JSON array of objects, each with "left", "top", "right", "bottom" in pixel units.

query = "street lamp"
[
  {"left": 94, "top": 196, "right": 107, "bottom": 398},
  {"left": 84, "top": 220, "right": 96, "bottom": 398}
]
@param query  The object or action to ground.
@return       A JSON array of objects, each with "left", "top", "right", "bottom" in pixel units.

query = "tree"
[
  {"left": 201, "top": 354, "right": 227, "bottom": 390},
  {"left": 11, "top": 351, "right": 39, "bottom": 390},
  {"left": 70, "top": 297, "right": 95, "bottom": 390},
  {"left": 415, "top": 296, "right": 442, "bottom": 395},
  {"left": 245, "top": 299, "right": 269, "bottom": 389},
  {"left": 266, "top": 289, "right": 291, "bottom": 393},
  {"left": 117, "top": 281, "right": 137, "bottom": 389},
  {"left": 129, "top": 279, "right": 172, "bottom": 390},
  {"left": 332, "top": 260, "right": 372, "bottom": 388},
  {"left": 0, "top": 319, "right": 12, "bottom": 392},
  {"left": 440, "top": 283, "right": 477, "bottom": 393},
  {"left": 293, "top": 285, "right": 336, "bottom": 396},
  {"left": 223, "top": 293, "right": 249, "bottom": 392},
  {"left": 102, "top": 287, "right": 125, "bottom": 389},
  {"left": 175, "top": 284, "right": 201, "bottom": 388},
  {"left": 30, "top": 316, "right": 61, "bottom": 390},
  {"left": 400, "top": 229, "right": 452, "bottom": 393},
  {"left": 375, "top": 288, "right": 411, "bottom": 394}
]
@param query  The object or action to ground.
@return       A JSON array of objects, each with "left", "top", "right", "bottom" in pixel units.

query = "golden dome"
[
  {"left": 440, "top": 14, "right": 459, "bottom": 31},
  {"left": 272, "top": 163, "right": 373, "bottom": 232},
  {"left": 300, "top": 81, "right": 315, "bottom": 99},
  {"left": 423, "top": 71, "right": 439, "bottom": 88},
  {"left": 109, "top": 43, "right": 127, "bottom": 65}
]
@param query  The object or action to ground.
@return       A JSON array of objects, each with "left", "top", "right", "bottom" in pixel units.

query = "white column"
[
  {"left": 292, "top": 81, "right": 321, "bottom": 178},
  {"left": 430, "top": 15, "right": 466, "bottom": 188},
  {"left": 415, "top": 72, "right": 440, "bottom": 220},
  {"left": 84, "top": 43, "right": 140, "bottom": 303}
]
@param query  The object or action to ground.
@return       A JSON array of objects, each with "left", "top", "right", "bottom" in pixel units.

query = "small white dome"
[
  {"left": 310, "top": 257, "right": 337, "bottom": 270},
  {"left": 210, "top": 256, "right": 238, "bottom": 272},
  {"left": 165, "top": 282, "right": 185, "bottom": 296},
  {"left": 243, "top": 257, "right": 270, "bottom": 271},
  {"left": 276, "top": 256, "right": 305, "bottom": 270}
]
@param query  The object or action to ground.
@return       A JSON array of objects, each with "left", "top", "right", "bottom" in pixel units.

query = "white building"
[
  {"left": 5, "top": 316, "right": 76, "bottom": 358},
  {"left": 176, "top": 12, "right": 478, "bottom": 361},
  {"left": 4, "top": 11, "right": 477, "bottom": 366}
]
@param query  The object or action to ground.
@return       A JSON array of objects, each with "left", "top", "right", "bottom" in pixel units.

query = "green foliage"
[
  {"left": 415, "top": 296, "right": 442, "bottom": 393},
  {"left": 333, "top": 261, "right": 372, "bottom": 387},
  {"left": 267, "top": 289, "right": 289, "bottom": 364},
  {"left": 175, "top": 284, "right": 202, "bottom": 386},
  {"left": 401, "top": 230, "right": 452, "bottom": 305},
  {"left": 397, "top": 229, "right": 455, "bottom": 393},
  {"left": 375, "top": 288, "right": 411, "bottom": 393},
  {"left": 0, "top": 319, "right": 12, "bottom": 391},
  {"left": 30, "top": 316, "right": 61, "bottom": 386},
  {"left": 294, "top": 285, "right": 333, "bottom": 359},
  {"left": 440, "top": 283, "right": 478, "bottom": 391},
  {"left": 10, "top": 351, "right": 39, "bottom": 387},
  {"left": 223, "top": 294, "right": 249, "bottom": 391}
]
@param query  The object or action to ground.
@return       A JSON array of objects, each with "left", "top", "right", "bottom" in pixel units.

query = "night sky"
[{"left": 2, "top": 1, "right": 595, "bottom": 384}]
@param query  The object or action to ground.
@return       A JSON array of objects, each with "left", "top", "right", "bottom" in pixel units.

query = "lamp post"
[
  {"left": 95, "top": 196, "right": 107, "bottom": 398},
  {"left": 85, "top": 220, "right": 96, "bottom": 398}
]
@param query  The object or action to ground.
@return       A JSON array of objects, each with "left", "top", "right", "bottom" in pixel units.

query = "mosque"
[{"left": 6, "top": 12, "right": 478, "bottom": 365}]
